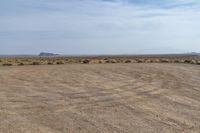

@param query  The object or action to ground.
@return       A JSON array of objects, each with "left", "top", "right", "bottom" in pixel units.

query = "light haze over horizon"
[{"left": 0, "top": 0, "right": 200, "bottom": 55}]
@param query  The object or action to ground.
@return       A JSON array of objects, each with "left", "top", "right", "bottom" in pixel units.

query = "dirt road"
[{"left": 0, "top": 64, "right": 200, "bottom": 133}]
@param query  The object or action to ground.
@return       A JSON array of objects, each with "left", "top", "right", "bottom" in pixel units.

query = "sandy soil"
[{"left": 0, "top": 63, "right": 200, "bottom": 133}]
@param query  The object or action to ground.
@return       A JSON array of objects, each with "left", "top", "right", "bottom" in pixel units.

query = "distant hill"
[
  {"left": 187, "top": 52, "right": 200, "bottom": 56},
  {"left": 39, "top": 52, "right": 59, "bottom": 56}
]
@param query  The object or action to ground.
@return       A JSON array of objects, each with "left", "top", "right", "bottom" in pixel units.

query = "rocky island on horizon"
[{"left": 39, "top": 52, "right": 59, "bottom": 56}]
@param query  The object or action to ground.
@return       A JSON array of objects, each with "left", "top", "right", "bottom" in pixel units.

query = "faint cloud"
[{"left": 0, "top": 0, "right": 200, "bottom": 54}]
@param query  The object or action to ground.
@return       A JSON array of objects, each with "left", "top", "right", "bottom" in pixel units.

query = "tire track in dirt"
[{"left": 0, "top": 64, "right": 200, "bottom": 132}]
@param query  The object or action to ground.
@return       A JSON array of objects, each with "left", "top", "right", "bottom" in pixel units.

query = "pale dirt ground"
[{"left": 0, "top": 63, "right": 200, "bottom": 133}]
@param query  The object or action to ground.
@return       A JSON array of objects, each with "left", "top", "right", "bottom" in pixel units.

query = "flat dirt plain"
[{"left": 0, "top": 63, "right": 200, "bottom": 133}]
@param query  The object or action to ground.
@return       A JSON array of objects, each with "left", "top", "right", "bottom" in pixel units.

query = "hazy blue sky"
[{"left": 0, "top": 0, "right": 200, "bottom": 55}]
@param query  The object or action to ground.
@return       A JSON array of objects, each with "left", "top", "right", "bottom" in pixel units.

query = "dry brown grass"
[{"left": 0, "top": 55, "right": 200, "bottom": 66}]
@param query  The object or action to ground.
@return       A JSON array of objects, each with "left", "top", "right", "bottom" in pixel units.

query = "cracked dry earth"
[{"left": 0, "top": 63, "right": 200, "bottom": 133}]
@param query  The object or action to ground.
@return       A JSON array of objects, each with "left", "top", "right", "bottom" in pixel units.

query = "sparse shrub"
[
  {"left": 82, "top": 59, "right": 90, "bottom": 64},
  {"left": 89, "top": 59, "right": 98, "bottom": 64},
  {"left": 184, "top": 60, "right": 191, "bottom": 64},
  {"left": 98, "top": 60, "right": 103, "bottom": 64},
  {"left": 160, "top": 59, "right": 169, "bottom": 63},
  {"left": 110, "top": 59, "right": 117, "bottom": 63},
  {"left": 179, "top": 60, "right": 185, "bottom": 63},
  {"left": 56, "top": 61, "right": 64, "bottom": 65},
  {"left": 104, "top": 59, "right": 116, "bottom": 63},
  {"left": 125, "top": 60, "right": 131, "bottom": 63},
  {"left": 32, "top": 62, "right": 40, "bottom": 65},
  {"left": 154, "top": 59, "right": 160, "bottom": 63},
  {"left": 131, "top": 60, "right": 137, "bottom": 63},
  {"left": 18, "top": 62, "right": 24, "bottom": 66},
  {"left": 151, "top": 60, "right": 154, "bottom": 63},
  {"left": 67, "top": 59, "right": 75, "bottom": 64},
  {"left": 137, "top": 60, "right": 143, "bottom": 63},
  {"left": 2, "top": 63, "right": 13, "bottom": 66},
  {"left": 105, "top": 60, "right": 110, "bottom": 63},
  {"left": 191, "top": 60, "right": 197, "bottom": 64},
  {"left": 78, "top": 59, "right": 82, "bottom": 63},
  {"left": 145, "top": 59, "right": 153, "bottom": 63},
  {"left": 174, "top": 60, "right": 180, "bottom": 63},
  {"left": 115, "top": 59, "right": 120, "bottom": 63},
  {"left": 48, "top": 62, "right": 53, "bottom": 65}
]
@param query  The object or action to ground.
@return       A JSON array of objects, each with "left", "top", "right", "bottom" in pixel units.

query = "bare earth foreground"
[{"left": 0, "top": 64, "right": 200, "bottom": 133}]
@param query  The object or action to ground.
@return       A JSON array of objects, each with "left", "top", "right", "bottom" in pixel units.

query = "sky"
[{"left": 0, "top": 0, "right": 200, "bottom": 55}]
